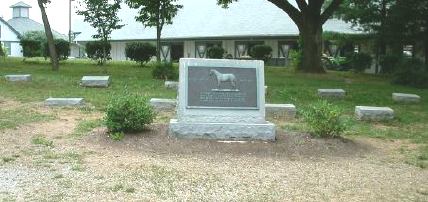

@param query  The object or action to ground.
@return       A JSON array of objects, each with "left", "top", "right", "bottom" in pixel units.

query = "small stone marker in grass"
[
  {"left": 45, "top": 98, "right": 85, "bottom": 107},
  {"left": 265, "top": 104, "right": 296, "bottom": 119},
  {"left": 81, "top": 76, "right": 110, "bottom": 88},
  {"left": 355, "top": 106, "right": 394, "bottom": 121},
  {"left": 150, "top": 98, "right": 176, "bottom": 111},
  {"left": 164, "top": 81, "right": 179, "bottom": 90},
  {"left": 392, "top": 93, "right": 420, "bottom": 103},
  {"left": 318, "top": 89, "right": 346, "bottom": 98},
  {"left": 5, "top": 74, "right": 32, "bottom": 82}
]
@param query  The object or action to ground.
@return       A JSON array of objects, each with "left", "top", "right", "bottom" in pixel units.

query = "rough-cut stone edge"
[
  {"left": 355, "top": 106, "right": 394, "bottom": 121},
  {"left": 164, "top": 81, "right": 179, "bottom": 90},
  {"left": 80, "top": 76, "right": 110, "bottom": 88},
  {"left": 392, "top": 93, "right": 420, "bottom": 103},
  {"left": 318, "top": 89, "right": 346, "bottom": 98},
  {"left": 150, "top": 98, "right": 177, "bottom": 111},
  {"left": 265, "top": 104, "right": 296, "bottom": 119},
  {"left": 45, "top": 98, "right": 85, "bottom": 107},
  {"left": 4, "top": 74, "right": 32, "bottom": 82},
  {"left": 169, "top": 119, "right": 276, "bottom": 141}
]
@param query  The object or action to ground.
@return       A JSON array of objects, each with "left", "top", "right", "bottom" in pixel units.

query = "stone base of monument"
[
  {"left": 81, "top": 76, "right": 110, "bottom": 88},
  {"left": 265, "top": 104, "right": 296, "bottom": 119},
  {"left": 164, "top": 81, "right": 179, "bottom": 90},
  {"left": 392, "top": 93, "right": 420, "bottom": 103},
  {"left": 45, "top": 98, "right": 85, "bottom": 106},
  {"left": 5, "top": 74, "right": 32, "bottom": 82},
  {"left": 355, "top": 106, "right": 394, "bottom": 121},
  {"left": 169, "top": 119, "right": 276, "bottom": 141},
  {"left": 318, "top": 89, "right": 346, "bottom": 98},
  {"left": 150, "top": 98, "right": 176, "bottom": 111}
]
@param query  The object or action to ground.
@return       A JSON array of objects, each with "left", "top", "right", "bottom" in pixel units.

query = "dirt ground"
[{"left": 0, "top": 101, "right": 427, "bottom": 201}]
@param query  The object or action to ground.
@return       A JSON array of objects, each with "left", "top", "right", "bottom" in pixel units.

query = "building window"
[
  {"left": 403, "top": 45, "right": 413, "bottom": 57},
  {"left": 235, "top": 41, "right": 263, "bottom": 58},
  {"left": 195, "top": 41, "right": 222, "bottom": 58},
  {"left": 160, "top": 45, "right": 170, "bottom": 61}
]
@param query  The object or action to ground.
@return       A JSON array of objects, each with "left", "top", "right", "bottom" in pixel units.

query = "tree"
[
  {"left": 77, "top": 0, "right": 124, "bottom": 65},
  {"left": 125, "top": 0, "right": 183, "bottom": 62},
  {"left": 125, "top": 42, "right": 156, "bottom": 66},
  {"left": 37, "top": 0, "right": 59, "bottom": 71},
  {"left": 335, "top": 0, "right": 396, "bottom": 73},
  {"left": 218, "top": 0, "right": 343, "bottom": 73}
]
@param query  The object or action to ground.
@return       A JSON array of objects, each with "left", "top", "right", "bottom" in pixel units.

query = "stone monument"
[{"left": 169, "top": 58, "right": 275, "bottom": 140}]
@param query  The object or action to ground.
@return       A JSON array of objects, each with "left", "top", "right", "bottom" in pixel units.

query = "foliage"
[
  {"left": 347, "top": 53, "right": 372, "bottom": 72},
  {"left": 125, "top": 42, "right": 156, "bottom": 66},
  {"left": 20, "top": 39, "right": 43, "bottom": 58},
  {"left": 44, "top": 39, "right": 70, "bottom": 61},
  {"left": 126, "top": 0, "right": 183, "bottom": 61},
  {"left": 206, "top": 46, "right": 225, "bottom": 59},
  {"left": 152, "top": 62, "right": 178, "bottom": 81},
  {"left": 392, "top": 58, "right": 428, "bottom": 89},
  {"left": 0, "top": 44, "right": 5, "bottom": 57},
  {"left": 302, "top": 100, "right": 347, "bottom": 138},
  {"left": 77, "top": 0, "right": 124, "bottom": 65},
  {"left": 109, "top": 132, "right": 125, "bottom": 141},
  {"left": 288, "top": 50, "right": 302, "bottom": 70},
  {"left": 105, "top": 92, "right": 155, "bottom": 133},
  {"left": 379, "top": 55, "right": 402, "bottom": 74},
  {"left": 85, "top": 41, "right": 112, "bottom": 64},
  {"left": 249, "top": 45, "right": 272, "bottom": 62}
]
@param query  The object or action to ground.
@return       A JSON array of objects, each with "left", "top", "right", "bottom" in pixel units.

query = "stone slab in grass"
[
  {"left": 392, "top": 93, "right": 420, "bottom": 103},
  {"left": 355, "top": 106, "right": 394, "bottom": 121},
  {"left": 318, "top": 89, "right": 346, "bottom": 98},
  {"left": 5, "top": 74, "right": 32, "bottom": 82},
  {"left": 150, "top": 98, "right": 176, "bottom": 111},
  {"left": 164, "top": 81, "right": 179, "bottom": 90},
  {"left": 265, "top": 104, "right": 296, "bottom": 119},
  {"left": 45, "top": 98, "right": 85, "bottom": 107},
  {"left": 81, "top": 76, "right": 110, "bottom": 88}
]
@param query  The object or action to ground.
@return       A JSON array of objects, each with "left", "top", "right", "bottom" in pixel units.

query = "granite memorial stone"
[
  {"left": 392, "top": 93, "right": 420, "bottom": 103},
  {"left": 355, "top": 106, "right": 394, "bottom": 121},
  {"left": 5, "top": 74, "right": 32, "bottom": 82},
  {"left": 81, "top": 76, "right": 110, "bottom": 88},
  {"left": 318, "top": 89, "right": 346, "bottom": 98},
  {"left": 45, "top": 98, "right": 85, "bottom": 106},
  {"left": 150, "top": 98, "right": 177, "bottom": 111}
]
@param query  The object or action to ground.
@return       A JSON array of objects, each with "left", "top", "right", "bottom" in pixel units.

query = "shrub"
[
  {"left": 302, "top": 100, "right": 347, "bottom": 138},
  {"left": 85, "top": 41, "right": 111, "bottom": 64},
  {"left": 152, "top": 62, "right": 178, "bottom": 81},
  {"left": 347, "top": 52, "right": 372, "bottom": 72},
  {"left": 288, "top": 49, "right": 302, "bottom": 69},
  {"left": 0, "top": 45, "right": 5, "bottom": 57},
  {"left": 249, "top": 45, "right": 272, "bottom": 62},
  {"left": 20, "top": 39, "right": 42, "bottom": 57},
  {"left": 392, "top": 58, "right": 428, "bottom": 88},
  {"left": 125, "top": 42, "right": 156, "bottom": 66},
  {"left": 44, "top": 39, "right": 70, "bottom": 60},
  {"left": 380, "top": 55, "right": 402, "bottom": 74},
  {"left": 105, "top": 92, "right": 155, "bottom": 133},
  {"left": 206, "top": 46, "right": 225, "bottom": 59}
]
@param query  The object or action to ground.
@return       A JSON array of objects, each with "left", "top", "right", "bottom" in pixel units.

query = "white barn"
[{"left": 73, "top": 0, "right": 360, "bottom": 64}]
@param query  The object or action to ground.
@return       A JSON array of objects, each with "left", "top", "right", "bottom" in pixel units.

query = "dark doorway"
[{"left": 170, "top": 43, "right": 184, "bottom": 62}]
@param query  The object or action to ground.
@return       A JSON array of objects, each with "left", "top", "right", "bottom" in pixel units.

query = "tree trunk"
[
  {"left": 156, "top": 25, "right": 161, "bottom": 62},
  {"left": 37, "top": 0, "right": 58, "bottom": 71},
  {"left": 298, "top": 22, "right": 325, "bottom": 73}
]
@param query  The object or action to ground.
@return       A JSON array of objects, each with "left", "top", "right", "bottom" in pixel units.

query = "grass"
[
  {"left": 31, "top": 136, "right": 54, "bottom": 147},
  {"left": 0, "top": 107, "right": 53, "bottom": 130},
  {"left": 72, "top": 119, "right": 103, "bottom": 138},
  {"left": 1, "top": 57, "right": 427, "bottom": 166}
]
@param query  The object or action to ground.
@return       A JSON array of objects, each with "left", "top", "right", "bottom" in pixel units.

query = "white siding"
[
  {"left": 0, "top": 20, "right": 20, "bottom": 42},
  {"left": 184, "top": 40, "right": 195, "bottom": 58},
  {"left": 10, "top": 42, "right": 23, "bottom": 57},
  {"left": 111, "top": 42, "right": 127, "bottom": 61}
]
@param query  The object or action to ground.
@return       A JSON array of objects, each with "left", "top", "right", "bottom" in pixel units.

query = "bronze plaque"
[{"left": 187, "top": 66, "right": 258, "bottom": 109}]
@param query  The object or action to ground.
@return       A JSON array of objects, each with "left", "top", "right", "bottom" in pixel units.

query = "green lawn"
[{"left": 1, "top": 57, "right": 427, "bottom": 167}]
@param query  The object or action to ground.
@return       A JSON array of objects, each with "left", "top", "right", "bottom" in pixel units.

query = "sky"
[{"left": 0, "top": 0, "right": 82, "bottom": 35}]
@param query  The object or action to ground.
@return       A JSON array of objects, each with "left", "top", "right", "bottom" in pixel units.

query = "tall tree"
[
  {"left": 335, "top": 0, "right": 396, "bottom": 73},
  {"left": 37, "top": 0, "right": 59, "bottom": 71},
  {"left": 125, "top": 0, "right": 183, "bottom": 62},
  {"left": 218, "top": 0, "right": 343, "bottom": 73},
  {"left": 77, "top": 0, "right": 124, "bottom": 65}
]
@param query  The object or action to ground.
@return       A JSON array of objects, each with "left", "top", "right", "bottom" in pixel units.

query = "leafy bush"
[
  {"left": 105, "top": 92, "right": 155, "bottom": 133},
  {"left": 302, "top": 100, "right": 347, "bottom": 138},
  {"left": 288, "top": 49, "right": 302, "bottom": 69},
  {"left": 20, "top": 39, "right": 42, "bottom": 57},
  {"left": 206, "top": 46, "right": 225, "bottom": 59},
  {"left": 348, "top": 52, "right": 372, "bottom": 72},
  {"left": 380, "top": 55, "right": 402, "bottom": 74},
  {"left": 392, "top": 58, "right": 428, "bottom": 88},
  {"left": 125, "top": 42, "right": 156, "bottom": 66},
  {"left": 44, "top": 39, "right": 70, "bottom": 60},
  {"left": 109, "top": 132, "right": 125, "bottom": 141},
  {"left": 85, "top": 41, "right": 111, "bottom": 64},
  {"left": 0, "top": 45, "right": 5, "bottom": 57},
  {"left": 152, "top": 62, "right": 178, "bottom": 80},
  {"left": 249, "top": 45, "right": 272, "bottom": 62}
]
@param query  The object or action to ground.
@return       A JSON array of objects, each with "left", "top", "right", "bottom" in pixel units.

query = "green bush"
[
  {"left": 152, "top": 62, "right": 178, "bottom": 81},
  {"left": 0, "top": 45, "right": 5, "bottom": 57},
  {"left": 85, "top": 41, "right": 111, "bottom": 64},
  {"left": 348, "top": 52, "right": 372, "bottom": 72},
  {"left": 44, "top": 39, "right": 70, "bottom": 60},
  {"left": 125, "top": 42, "right": 156, "bottom": 66},
  {"left": 288, "top": 49, "right": 302, "bottom": 69},
  {"left": 392, "top": 58, "right": 428, "bottom": 88},
  {"left": 302, "top": 100, "right": 347, "bottom": 138},
  {"left": 380, "top": 55, "right": 402, "bottom": 74},
  {"left": 206, "top": 46, "right": 225, "bottom": 59},
  {"left": 249, "top": 45, "right": 272, "bottom": 62},
  {"left": 105, "top": 93, "right": 155, "bottom": 133},
  {"left": 20, "top": 39, "right": 42, "bottom": 57}
]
